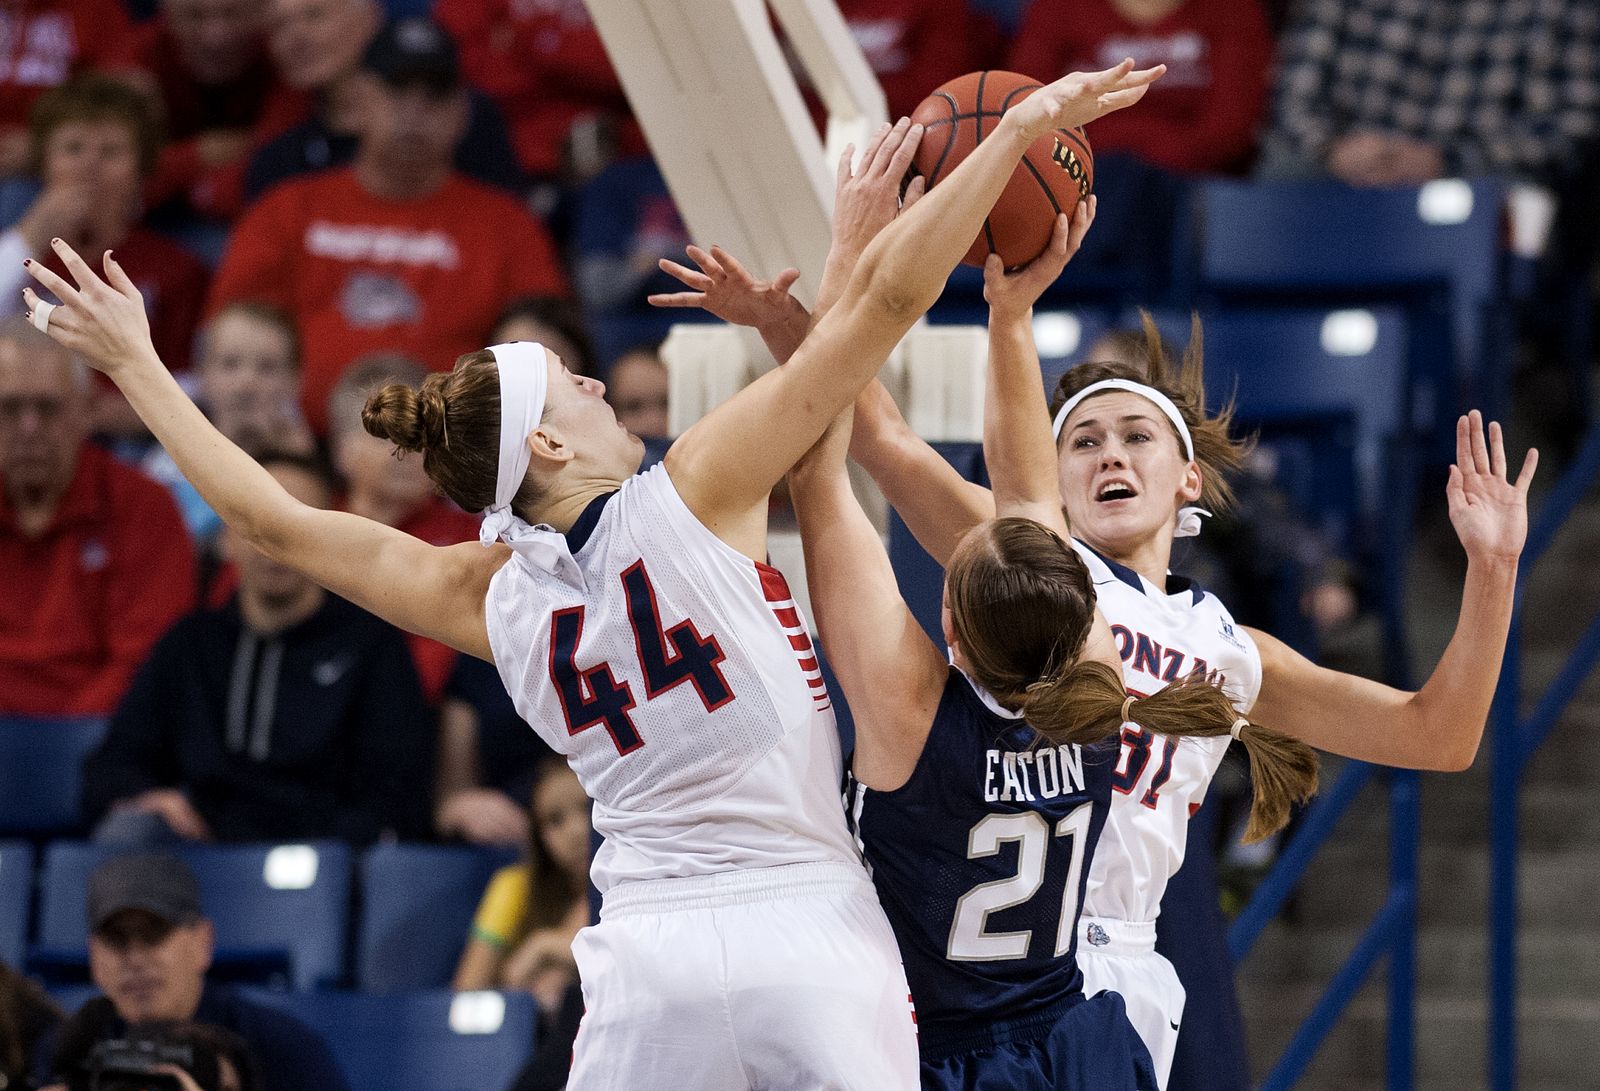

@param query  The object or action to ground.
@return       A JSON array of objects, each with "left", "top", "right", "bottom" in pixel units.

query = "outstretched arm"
[
  {"left": 982, "top": 196, "right": 1094, "bottom": 534},
  {"left": 24, "top": 245, "right": 503, "bottom": 661},
  {"left": 665, "top": 61, "right": 1164, "bottom": 561},
  {"left": 1248, "top": 412, "right": 1537, "bottom": 770},
  {"left": 788, "top": 412, "right": 949, "bottom": 791}
]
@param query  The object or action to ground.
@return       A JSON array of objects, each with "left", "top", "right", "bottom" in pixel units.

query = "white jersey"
[
  {"left": 1073, "top": 538, "right": 1262, "bottom": 924},
  {"left": 485, "top": 463, "right": 862, "bottom": 893}
]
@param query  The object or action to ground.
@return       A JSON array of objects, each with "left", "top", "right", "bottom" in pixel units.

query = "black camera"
[{"left": 68, "top": 1035, "right": 220, "bottom": 1091}]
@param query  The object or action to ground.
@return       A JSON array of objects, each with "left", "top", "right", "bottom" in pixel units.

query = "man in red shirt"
[
  {"left": 113, "top": 0, "right": 307, "bottom": 222},
  {"left": 0, "top": 318, "right": 196, "bottom": 718},
  {"left": 209, "top": 17, "right": 569, "bottom": 435},
  {"left": 1008, "top": 0, "right": 1272, "bottom": 175}
]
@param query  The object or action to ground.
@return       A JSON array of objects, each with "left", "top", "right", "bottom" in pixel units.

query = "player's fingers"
[
  {"left": 1067, "top": 197, "right": 1094, "bottom": 251},
  {"left": 835, "top": 143, "right": 855, "bottom": 190},
  {"left": 867, "top": 117, "right": 911, "bottom": 177},
  {"left": 1515, "top": 447, "right": 1539, "bottom": 494},
  {"left": 102, "top": 250, "right": 139, "bottom": 298},
  {"left": 1468, "top": 409, "right": 1491, "bottom": 476},
  {"left": 857, "top": 120, "right": 893, "bottom": 177},
  {"left": 645, "top": 291, "right": 707, "bottom": 309},
  {"left": 710, "top": 245, "right": 752, "bottom": 283},
  {"left": 1096, "top": 84, "right": 1154, "bottom": 114},
  {"left": 1488, "top": 419, "right": 1508, "bottom": 479},
  {"left": 1078, "top": 58, "right": 1135, "bottom": 93},
  {"left": 49, "top": 237, "right": 103, "bottom": 293},
  {"left": 685, "top": 244, "right": 724, "bottom": 279},
  {"left": 1115, "top": 64, "right": 1167, "bottom": 91},
  {"left": 882, "top": 122, "right": 924, "bottom": 182},
  {"left": 656, "top": 258, "right": 713, "bottom": 290},
  {"left": 1445, "top": 464, "right": 1465, "bottom": 509},
  {"left": 1454, "top": 413, "right": 1471, "bottom": 475},
  {"left": 982, "top": 252, "right": 1005, "bottom": 289},
  {"left": 902, "top": 174, "right": 927, "bottom": 210},
  {"left": 23, "top": 258, "right": 83, "bottom": 308},
  {"left": 772, "top": 267, "right": 801, "bottom": 294}
]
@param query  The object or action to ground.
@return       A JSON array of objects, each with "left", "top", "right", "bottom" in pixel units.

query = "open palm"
[{"left": 1447, "top": 410, "right": 1537, "bottom": 564}]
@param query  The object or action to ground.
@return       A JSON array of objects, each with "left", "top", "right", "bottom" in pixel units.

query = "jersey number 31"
[
  {"left": 947, "top": 804, "right": 1094, "bottom": 961},
  {"left": 548, "top": 560, "right": 733, "bottom": 755}
]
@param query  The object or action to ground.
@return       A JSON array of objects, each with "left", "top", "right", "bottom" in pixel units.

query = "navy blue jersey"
[{"left": 848, "top": 668, "right": 1116, "bottom": 1049}]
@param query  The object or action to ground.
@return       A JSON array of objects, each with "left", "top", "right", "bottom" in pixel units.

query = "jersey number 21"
[{"left": 947, "top": 804, "right": 1094, "bottom": 961}]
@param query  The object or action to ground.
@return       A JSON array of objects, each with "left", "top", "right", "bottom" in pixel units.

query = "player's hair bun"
[{"left": 362, "top": 375, "right": 449, "bottom": 453}]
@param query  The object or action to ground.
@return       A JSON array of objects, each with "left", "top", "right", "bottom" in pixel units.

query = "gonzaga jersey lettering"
[
  {"left": 484, "top": 463, "right": 861, "bottom": 892},
  {"left": 1072, "top": 539, "right": 1262, "bottom": 924},
  {"left": 848, "top": 669, "right": 1115, "bottom": 1044}
]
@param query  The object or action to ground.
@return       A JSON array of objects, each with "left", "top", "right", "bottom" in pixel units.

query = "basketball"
[{"left": 910, "top": 70, "right": 1095, "bottom": 269}]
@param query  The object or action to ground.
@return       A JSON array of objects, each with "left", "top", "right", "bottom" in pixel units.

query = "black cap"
[
  {"left": 87, "top": 854, "right": 204, "bottom": 933},
  {"left": 361, "top": 17, "right": 460, "bottom": 93}
]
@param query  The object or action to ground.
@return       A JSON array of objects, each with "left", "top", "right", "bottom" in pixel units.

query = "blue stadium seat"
[
  {"left": 357, "top": 844, "right": 515, "bottom": 993},
  {"left": 1184, "top": 177, "right": 1510, "bottom": 443},
  {"left": 0, "top": 717, "right": 109, "bottom": 836},
  {"left": 245, "top": 989, "right": 538, "bottom": 1091},
  {"left": 927, "top": 303, "right": 1118, "bottom": 399},
  {"left": 1141, "top": 305, "right": 1417, "bottom": 683},
  {"left": 35, "top": 842, "right": 354, "bottom": 991},
  {"left": 0, "top": 841, "right": 33, "bottom": 969}
]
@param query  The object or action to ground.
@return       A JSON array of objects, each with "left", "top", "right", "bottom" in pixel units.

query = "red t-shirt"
[
  {"left": 112, "top": 17, "right": 309, "bottom": 221},
  {"left": 0, "top": 0, "right": 133, "bottom": 136},
  {"left": 435, "top": 0, "right": 644, "bottom": 176},
  {"left": 42, "top": 226, "right": 210, "bottom": 375},
  {"left": 839, "top": 0, "right": 988, "bottom": 120},
  {"left": 0, "top": 445, "right": 196, "bottom": 717},
  {"left": 207, "top": 168, "right": 569, "bottom": 434},
  {"left": 1006, "top": 0, "right": 1272, "bottom": 175}
]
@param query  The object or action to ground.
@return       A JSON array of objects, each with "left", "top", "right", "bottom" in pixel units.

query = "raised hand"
[
  {"left": 983, "top": 195, "right": 1096, "bottom": 320},
  {"left": 22, "top": 238, "right": 155, "bottom": 375},
  {"left": 1447, "top": 410, "right": 1537, "bottom": 564},
  {"left": 831, "top": 116, "right": 926, "bottom": 259},
  {"left": 650, "top": 243, "right": 805, "bottom": 330},
  {"left": 1007, "top": 59, "right": 1166, "bottom": 140}
]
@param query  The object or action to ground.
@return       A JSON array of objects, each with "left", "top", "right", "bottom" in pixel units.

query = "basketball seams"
[{"left": 927, "top": 91, "right": 960, "bottom": 185}]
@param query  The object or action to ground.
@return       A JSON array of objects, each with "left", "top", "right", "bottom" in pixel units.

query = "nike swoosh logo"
[{"left": 1169, "top": 1020, "right": 1181, "bottom": 1030}]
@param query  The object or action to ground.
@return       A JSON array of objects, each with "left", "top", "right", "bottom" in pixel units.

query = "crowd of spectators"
[{"left": 3, "top": 0, "right": 1599, "bottom": 1087}]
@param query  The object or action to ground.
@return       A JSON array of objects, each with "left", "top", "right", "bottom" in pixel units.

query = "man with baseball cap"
[{"left": 33, "top": 853, "right": 350, "bottom": 1091}]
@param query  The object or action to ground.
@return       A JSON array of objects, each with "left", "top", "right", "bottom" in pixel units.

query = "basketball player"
[
  {"left": 784, "top": 205, "right": 1314, "bottom": 1089},
  {"left": 655, "top": 237, "right": 1534, "bottom": 1091},
  {"left": 21, "top": 60, "right": 1166, "bottom": 1090}
]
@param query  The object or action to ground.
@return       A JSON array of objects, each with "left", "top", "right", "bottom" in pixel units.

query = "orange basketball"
[{"left": 910, "top": 70, "right": 1095, "bottom": 269}]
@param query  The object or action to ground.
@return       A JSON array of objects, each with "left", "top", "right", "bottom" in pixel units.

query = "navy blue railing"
[{"left": 1489, "top": 422, "right": 1600, "bottom": 1090}]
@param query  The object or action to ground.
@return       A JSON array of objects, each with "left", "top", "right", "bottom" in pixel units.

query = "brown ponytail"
[{"left": 1019, "top": 660, "right": 1318, "bottom": 842}]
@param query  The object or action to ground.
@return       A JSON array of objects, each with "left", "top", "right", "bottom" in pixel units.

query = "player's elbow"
[
  {"left": 855, "top": 244, "right": 938, "bottom": 321},
  {"left": 1434, "top": 733, "right": 1482, "bottom": 773}
]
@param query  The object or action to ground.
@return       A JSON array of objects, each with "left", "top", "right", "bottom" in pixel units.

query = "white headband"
[
  {"left": 1051, "top": 378, "right": 1195, "bottom": 460},
  {"left": 1050, "top": 378, "right": 1210, "bottom": 539},
  {"left": 479, "top": 341, "right": 549, "bottom": 547}
]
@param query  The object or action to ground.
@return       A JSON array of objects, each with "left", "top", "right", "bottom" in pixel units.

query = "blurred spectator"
[
  {"left": 211, "top": 16, "right": 569, "bottom": 435},
  {"left": 0, "top": 74, "right": 211, "bottom": 436},
  {"left": 435, "top": 0, "right": 645, "bottom": 183},
  {"left": 0, "top": 318, "right": 196, "bottom": 717},
  {"left": 326, "top": 353, "right": 478, "bottom": 702},
  {"left": 453, "top": 758, "right": 590, "bottom": 1009},
  {"left": 81, "top": 452, "right": 434, "bottom": 846},
  {"left": 492, "top": 297, "right": 597, "bottom": 377},
  {"left": 246, "top": 2, "right": 522, "bottom": 200},
  {"left": 435, "top": 654, "right": 554, "bottom": 847},
  {"left": 31, "top": 853, "right": 349, "bottom": 1091},
  {"left": 1007, "top": 0, "right": 1272, "bottom": 174},
  {"left": 572, "top": 157, "right": 689, "bottom": 316},
  {"left": 1260, "top": 0, "right": 1600, "bottom": 188},
  {"left": 837, "top": 0, "right": 990, "bottom": 119},
  {"left": 2, "top": 962, "right": 62, "bottom": 1088},
  {"left": 47, "top": 1018, "right": 263, "bottom": 1091},
  {"left": 144, "top": 302, "right": 314, "bottom": 546},
  {"left": 112, "top": 0, "right": 307, "bottom": 223},
  {"left": 607, "top": 344, "right": 669, "bottom": 438},
  {"left": 0, "top": 0, "right": 134, "bottom": 178}
]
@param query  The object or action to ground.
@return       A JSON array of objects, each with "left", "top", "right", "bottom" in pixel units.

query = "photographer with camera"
[
  {"left": 44, "top": 1015, "right": 260, "bottom": 1091},
  {"left": 30, "top": 855, "right": 347, "bottom": 1091}
]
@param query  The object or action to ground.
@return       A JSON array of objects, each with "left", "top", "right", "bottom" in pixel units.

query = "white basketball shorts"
[
  {"left": 567, "top": 860, "right": 920, "bottom": 1090},
  {"left": 1077, "top": 916, "right": 1187, "bottom": 1091}
]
